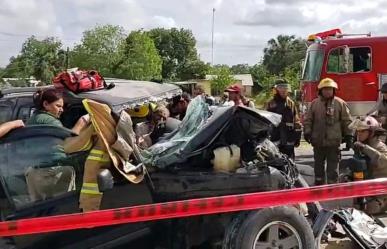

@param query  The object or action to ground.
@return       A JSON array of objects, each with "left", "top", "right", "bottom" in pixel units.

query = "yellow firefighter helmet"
[
  {"left": 318, "top": 78, "right": 338, "bottom": 90},
  {"left": 127, "top": 104, "right": 150, "bottom": 118},
  {"left": 127, "top": 103, "right": 158, "bottom": 118}
]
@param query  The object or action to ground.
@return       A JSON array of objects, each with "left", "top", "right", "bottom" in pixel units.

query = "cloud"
[
  {"left": 1, "top": 0, "right": 387, "bottom": 67},
  {"left": 150, "top": 16, "right": 177, "bottom": 29},
  {"left": 235, "top": 6, "right": 313, "bottom": 27}
]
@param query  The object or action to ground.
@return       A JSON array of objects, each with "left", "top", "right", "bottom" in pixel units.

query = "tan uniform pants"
[
  {"left": 313, "top": 146, "right": 340, "bottom": 185},
  {"left": 79, "top": 138, "right": 111, "bottom": 212}
]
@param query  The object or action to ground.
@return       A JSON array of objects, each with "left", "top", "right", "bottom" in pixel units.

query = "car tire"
[{"left": 233, "top": 206, "right": 314, "bottom": 249}]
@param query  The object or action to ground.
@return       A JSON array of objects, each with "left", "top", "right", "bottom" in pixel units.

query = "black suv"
[{"left": 0, "top": 79, "right": 317, "bottom": 249}]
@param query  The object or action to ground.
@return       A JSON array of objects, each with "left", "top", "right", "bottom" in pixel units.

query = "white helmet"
[{"left": 348, "top": 116, "right": 381, "bottom": 131}]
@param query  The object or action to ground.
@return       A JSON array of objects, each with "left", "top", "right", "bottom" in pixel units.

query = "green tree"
[
  {"left": 212, "top": 64, "right": 230, "bottom": 70},
  {"left": 231, "top": 64, "right": 250, "bottom": 74},
  {"left": 178, "top": 60, "right": 211, "bottom": 80},
  {"left": 4, "top": 36, "right": 63, "bottom": 84},
  {"left": 115, "top": 30, "right": 162, "bottom": 81},
  {"left": 250, "top": 64, "right": 276, "bottom": 93},
  {"left": 147, "top": 28, "right": 201, "bottom": 80},
  {"left": 71, "top": 24, "right": 126, "bottom": 76},
  {"left": 210, "top": 66, "right": 235, "bottom": 95},
  {"left": 263, "top": 35, "right": 306, "bottom": 75},
  {"left": 282, "top": 65, "right": 300, "bottom": 91}
]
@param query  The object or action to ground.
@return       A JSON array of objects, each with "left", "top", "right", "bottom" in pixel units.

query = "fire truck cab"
[{"left": 301, "top": 29, "right": 387, "bottom": 116}]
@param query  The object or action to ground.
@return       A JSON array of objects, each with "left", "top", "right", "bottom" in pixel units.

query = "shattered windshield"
[
  {"left": 302, "top": 48, "right": 324, "bottom": 81},
  {"left": 142, "top": 96, "right": 209, "bottom": 167}
]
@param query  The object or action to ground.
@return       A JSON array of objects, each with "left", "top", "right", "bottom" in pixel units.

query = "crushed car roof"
[
  {"left": 143, "top": 98, "right": 282, "bottom": 168},
  {"left": 77, "top": 78, "right": 182, "bottom": 111},
  {"left": 0, "top": 79, "right": 182, "bottom": 112}
]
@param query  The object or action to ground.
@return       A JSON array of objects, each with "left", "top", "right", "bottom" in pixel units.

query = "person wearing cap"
[
  {"left": 303, "top": 78, "right": 353, "bottom": 185},
  {"left": 266, "top": 79, "right": 301, "bottom": 159},
  {"left": 225, "top": 84, "right": 244, "bottom": 106},
  {"left": 367, "top": 83, "right": 387, "bottom": 130},
  {"left": 349, "top": 116, "right": 387, "bottom": 214}
]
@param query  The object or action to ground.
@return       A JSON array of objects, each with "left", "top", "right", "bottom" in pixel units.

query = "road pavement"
[{"left": 295, "top": 142, "right": 386, "bottom": 248}]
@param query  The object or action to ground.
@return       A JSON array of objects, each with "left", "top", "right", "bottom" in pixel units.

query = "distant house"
[
  {"left": 205, "top": 74, "right": 254, "bottom": 96},
  {"left": 171, "top": 81, "right": 198, "bottom": 95},
  {"left": 171, "top": 74, "right": 254, "bottom": 97}
]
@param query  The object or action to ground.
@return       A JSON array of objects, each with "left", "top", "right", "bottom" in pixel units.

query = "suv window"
[
  {"left": 0, "top": 99, "right": 15, "bottom": 124},
  {"left": 327, "top": 46, "right": 371, "bottom": 73},
  {"left": 0, "top": 105, "right": 12, "bottom": 124},
  {"left": 0, "top": 135, "right": 78, "bottom": 208},
  {"left": 17, "top": 106, "right": 35, "bottom": 124},
  {"left": 350, "top": 47, "right": 371, "bottom": 72}
]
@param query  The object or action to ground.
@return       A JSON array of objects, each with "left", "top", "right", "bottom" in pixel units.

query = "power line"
[{"left": 0, "top": 31, "right": 80, "bottom": 42}]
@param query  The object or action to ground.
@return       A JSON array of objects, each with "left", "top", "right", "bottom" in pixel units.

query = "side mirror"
[
  {"left": 299, "top": 59, "right": 305, "bottom": 78},
  {"left": 97, "top": 169, "right": 114, "bottom": 192}
]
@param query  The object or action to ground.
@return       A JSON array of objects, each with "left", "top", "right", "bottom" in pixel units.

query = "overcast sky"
[{"left": 1, "top": 0, "right": 387, "bottom": 67}]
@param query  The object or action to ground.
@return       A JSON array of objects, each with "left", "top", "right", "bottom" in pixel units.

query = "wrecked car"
[{"left": 0, "top": 79, "right": 317, "bottom": 249}]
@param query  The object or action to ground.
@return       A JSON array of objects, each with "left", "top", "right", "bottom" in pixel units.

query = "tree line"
[{"left": 0, "top": 24, "right": 307, "bottom": 101}]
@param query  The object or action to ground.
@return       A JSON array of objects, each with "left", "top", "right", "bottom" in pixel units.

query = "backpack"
[{"left": 53, "top": 69, "right": 107, "bottom": 93}]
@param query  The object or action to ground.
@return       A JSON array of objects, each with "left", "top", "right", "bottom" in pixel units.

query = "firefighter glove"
[
  {"left": 344, "top": 135, "right": 355, "bottom": 149},
  {"left": 354, "top": 141, "right": 366, "bottom": 150}
]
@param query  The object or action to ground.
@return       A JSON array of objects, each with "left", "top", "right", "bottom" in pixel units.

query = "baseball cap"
[{"left": 225, "top": 84, "right": 241, "bottom": 93}]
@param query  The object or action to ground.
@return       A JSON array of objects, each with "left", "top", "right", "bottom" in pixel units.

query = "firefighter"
[
  {"left": 266, "top": 79, "right": 301, "bottom": 159},
  {"left": 304, "top": 78, "right": 353, "bottom": 185},
  {"left": 225, "top": 84, "right": 244, "bottom": 106},
  {"left": 135, "top": 104, "right": 170, "bottom": 148},
  {"left": 349, "top": 116, "right": 387, "bottom": 214},
  {"left": 0, "top": 120, "right": 24, "bottom": 137},
  {"left": 367, "top": 83, "right": 387, "bottom": 130}
]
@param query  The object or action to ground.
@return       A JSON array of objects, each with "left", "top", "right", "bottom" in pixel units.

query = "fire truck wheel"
[{"left": 234, "top": 206, "right": 314, "bottom": 249}]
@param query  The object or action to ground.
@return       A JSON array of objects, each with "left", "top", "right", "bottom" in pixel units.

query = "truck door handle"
[{"left": 366, "top": 82, "right": 375, "bottom": 85}]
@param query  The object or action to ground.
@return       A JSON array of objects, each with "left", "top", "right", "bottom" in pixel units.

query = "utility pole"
[
  {"left": 66, "top": 47, "right": 69, "bottom": 69},
  {"left": 211, "top": 8, "right": 215, "bottom": 66}
]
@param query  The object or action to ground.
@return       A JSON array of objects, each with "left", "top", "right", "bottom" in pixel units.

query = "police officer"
[
  {"left": 349, "top": 116, "right": 387, "bottom": 214},
  {"left": 266, "top": 79, "right": 301, "bottom": 159},
  {"left": 304, "top": 78, "right": 353, "bottom": 185}
]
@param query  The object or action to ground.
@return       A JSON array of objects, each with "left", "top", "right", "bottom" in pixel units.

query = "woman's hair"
[{"left": 33, "top": 88, "right": 63, "bottom": 110}]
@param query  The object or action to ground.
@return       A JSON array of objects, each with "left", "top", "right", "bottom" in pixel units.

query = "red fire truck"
[{"left": 300, "top": 28, "right": 387, "bottom": 116}]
